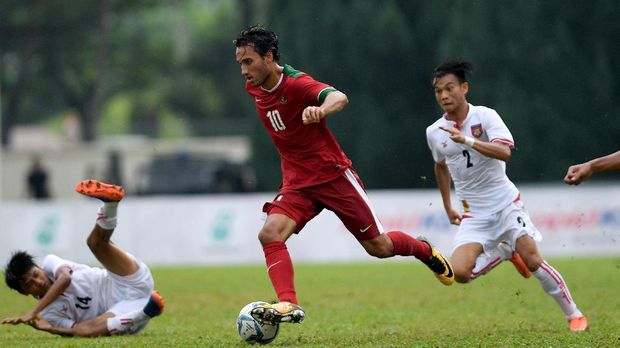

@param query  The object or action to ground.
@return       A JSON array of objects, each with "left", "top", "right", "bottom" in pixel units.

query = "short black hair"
[
  {"left": 4, "top": 251, "right": 37, "bottom": 295},
  {"left": 234, "top": 25, "right": 280, "bottom": 62},
  {"left": 432, "top": 60, "right": 474, "bottom": 84}
]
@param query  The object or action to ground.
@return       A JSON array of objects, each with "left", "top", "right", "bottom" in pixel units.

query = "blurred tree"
[{"left": 2, "top": 0, "right": 618, "bottom": 189}]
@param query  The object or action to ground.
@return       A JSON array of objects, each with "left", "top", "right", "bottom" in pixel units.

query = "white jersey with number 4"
[
  {"left": 426, "top": 104, "right": 519, "bottom": 216},
  {"left": 39, "top": 254, "right": 107, "bottom": 328}
]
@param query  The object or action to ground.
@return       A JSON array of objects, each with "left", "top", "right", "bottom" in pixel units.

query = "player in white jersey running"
[
  {"left": 2, "top": 180, "right": 164, "bottom": 337},
  {"left": 426, "top": 60, "right": 588, "bottom": 332}
]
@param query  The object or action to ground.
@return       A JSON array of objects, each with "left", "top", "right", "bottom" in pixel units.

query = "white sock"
[
  {"left": 533, "top": 261, "right": 582, "bottom": 319},
  {"left": 470, "top": 242, "right": 513, "bottom": 279},
  {"left": 106, "top": 309, "right": 149, "bottom": 335},
  {"left": 96, "top": 202, "right": 119, "bottom": 230}
]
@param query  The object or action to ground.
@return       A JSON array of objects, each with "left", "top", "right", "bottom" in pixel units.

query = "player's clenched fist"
[
  {"left": 563, "top": 163, "right": 593, "bottom": 185},
  {"left": 302, "top": 106, "right": 325, "bottom": 124}
]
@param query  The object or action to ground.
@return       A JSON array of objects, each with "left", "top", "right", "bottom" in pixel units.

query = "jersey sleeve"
[
  {"left": 297, "top": 74, "right": 337, "bottom": 105},
  {"left": 426, "top": 126, "right": 445, "bottom": 163},
  {"left": 484, "top": 109, "right": 514, "bottom": 148},
  {"left": 39, "top": 299, "right": 76, "bottom": 329},
  {"left": 42, "top": 254, "right": 73, "bottom": 281}
]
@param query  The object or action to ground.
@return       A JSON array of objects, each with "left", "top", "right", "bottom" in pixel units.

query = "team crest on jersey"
[
  {"left": 470, "top": 124, "right": 483, "bottom": 138},
  {"left": 279, "top": 96, "right": 287, "bottom": 104}
]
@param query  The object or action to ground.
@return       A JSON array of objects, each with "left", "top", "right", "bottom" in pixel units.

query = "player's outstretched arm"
[
  {"left": 29, "top": 313, "right": 113, "bottom": 337},
  {"left": 564, "top": 150, "right": 620, "bottom": 185},
  {"left": 1, "top": 266, "right": 72, "bottom": 326}
]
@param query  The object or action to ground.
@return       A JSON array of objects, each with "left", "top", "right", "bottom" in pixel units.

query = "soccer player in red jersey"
[{"left": 234, "top": 25, "right": 454, "bottom": 325}]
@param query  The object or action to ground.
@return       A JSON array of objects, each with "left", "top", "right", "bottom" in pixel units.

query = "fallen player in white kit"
[{"left": 2, "top": 179, "right": 164, "bottom": 336}]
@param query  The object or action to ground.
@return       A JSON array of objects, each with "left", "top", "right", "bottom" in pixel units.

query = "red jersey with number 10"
[{"left": 246, "top": 64, "right": 352, "bottom": 190}]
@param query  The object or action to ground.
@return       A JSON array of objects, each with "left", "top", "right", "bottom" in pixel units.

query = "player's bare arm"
[
  {"left": 564, "top": 150, "right": 620, "bottom": 185},
  {"left": 29, "top": 312, "right": 114, "bottom": 337},
  {"left": 434, "top": 160, "right": 462, "bottom": 225},
  {"left": 439, "top": 125, "right": 511, "bottom": 161},
  {"left": 2, "top": 266, "right": 72, "bottom": 325},
  {"left": 302, "top": 91, "right": 348, "bottom": 124}
]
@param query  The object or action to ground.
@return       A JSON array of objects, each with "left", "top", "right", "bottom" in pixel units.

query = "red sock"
[
  {"left": 263, "top": 241, "right": 298, "bottom": 304},
  {"left": 386, "top": 231, "right": 431, "bottom": 261}
]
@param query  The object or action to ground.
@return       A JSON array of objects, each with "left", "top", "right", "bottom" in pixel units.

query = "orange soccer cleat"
[
  {"left": 75, "top": 179, "right": 125, "bottom": 202},
  {"left": 569, "top": 316, "right": 589, "bottom": 332},
  {"left": 143, "top": 290, "right": 165, "bottom": 318},
  {"left": 509, "top": 251, "right": 532, "bottom": 278}
]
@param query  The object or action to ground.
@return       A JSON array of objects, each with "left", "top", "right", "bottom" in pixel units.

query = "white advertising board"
[{"left": 1, "top": 186, "right": 619, "bottom": 266}]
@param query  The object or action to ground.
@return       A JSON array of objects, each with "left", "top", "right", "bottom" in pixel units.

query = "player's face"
[
  {"left": 235, "top": 45, "right": 272, "bottom": 87},
  {"left": 433, "top": 74, "right": 468, "bottom": 114},
  {"left": 20, "top": 266, "right": 51, "bottom": 297}
]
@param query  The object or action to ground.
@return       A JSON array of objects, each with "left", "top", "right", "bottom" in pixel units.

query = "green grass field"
[{"left": 1, "top": 257, "right": 619, "bottom": 347}]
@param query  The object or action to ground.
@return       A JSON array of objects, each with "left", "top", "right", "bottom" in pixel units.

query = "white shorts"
[
  {"left": 100, "top": 253, "right": 154, "bottom": 313},
  {"left": 452, "top": 199, "right": 542, "bottom": 253}
]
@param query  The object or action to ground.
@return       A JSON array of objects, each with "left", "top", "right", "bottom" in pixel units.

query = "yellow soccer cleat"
[
  {"left": 251, "top": 301, "right": 305, "bottom": 325},
  {"left": 418, "top": 237, "right": 454, "bottom": 286}
]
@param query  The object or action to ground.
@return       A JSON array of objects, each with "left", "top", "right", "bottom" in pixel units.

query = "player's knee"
[
  {"left": 452, "top": 265, "right": 473, "bottom": 284},
  {"left": 523, "top": 253, "right": 543, "bottom": 271},
  {"left": 257, "top": 225, "right": 285, "bottom": 245},
  {"left": 454, "top": 273, "right": 472, "bottom": 284}
]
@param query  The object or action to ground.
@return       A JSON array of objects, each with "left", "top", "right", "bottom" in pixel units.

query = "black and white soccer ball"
[{"left": 237, "top": 301, "right": 280, "bottom": 344}]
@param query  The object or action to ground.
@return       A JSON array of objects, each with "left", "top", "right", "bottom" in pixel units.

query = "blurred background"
[
  {"left": 1, "top": 1, "right": 620, "bottom": 267},
  {"left": 2, "top": 0, "right": 619, "bottom": 200}
]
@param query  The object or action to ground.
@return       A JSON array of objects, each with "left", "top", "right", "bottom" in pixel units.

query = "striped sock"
[
  {"left": 533, "top": 261, "right": 582, "bottom": 319},
  {"left": 96, "top": 202, "right": 118, "bottom": 230}
]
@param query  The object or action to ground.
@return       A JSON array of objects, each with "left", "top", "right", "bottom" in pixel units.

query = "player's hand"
[
  {"left": 28, "top": 318, "right": 51, "bottom": 331},
  {"left": 2, "top": 311, "right": 38, "bottom": 325},
  {"left": 446, "top": 207, "right": 462, "bottom": 225},
  {"left": 302, "top": 106, "right": 325, "bottom": 124},
  {"left": 564, "top": 163, "right": 593, "bottom": 185},
  {"left": 2, "top": 316, "right": 19, "bottom": 325},
  {"left": 439, "top": 125, "right": 465, "bottom": 144}
]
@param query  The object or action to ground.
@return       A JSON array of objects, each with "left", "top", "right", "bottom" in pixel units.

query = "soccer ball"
[{"left": 237, "top": 301, "right": 280, "bottom": 344}]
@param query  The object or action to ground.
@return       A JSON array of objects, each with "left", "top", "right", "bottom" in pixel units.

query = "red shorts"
[{"left": 262, "top": 168, "right": 384, "bottom": 241}]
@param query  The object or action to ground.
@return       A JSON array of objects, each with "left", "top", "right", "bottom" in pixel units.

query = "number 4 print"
[{"left": 75, "top": 296, "right": 92, "bottom": 310}]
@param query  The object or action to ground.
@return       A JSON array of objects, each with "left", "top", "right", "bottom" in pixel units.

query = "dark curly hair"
[
  {"left": 432, "top": 60, "right": 474, "bottom": 84},
  {"left": 234, "top": 25, "right": 280, "bottom": 62},
  {"left": 4, "top": 250, "right": 37, "bottom": 295}
]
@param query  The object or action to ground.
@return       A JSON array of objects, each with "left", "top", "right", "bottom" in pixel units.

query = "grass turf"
[{"left": 1, "top": 257, "right": 619, "bottom": 347}]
